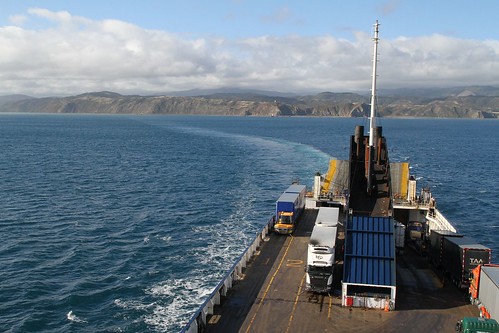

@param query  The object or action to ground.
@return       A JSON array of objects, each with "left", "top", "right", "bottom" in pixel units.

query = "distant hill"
[
  {"left": 1, "top": 87, "right": 498, "bottom": 118},
  {"left": 379, "top": 85, "right": 499, "bottom": 99},
  {"left": 0, "top": 94, "right": 35, "bottom": 106}
]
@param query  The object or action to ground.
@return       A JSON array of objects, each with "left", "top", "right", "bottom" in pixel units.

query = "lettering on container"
[{"left": 469, "top": 258, "right": 484, "bottom": 265}]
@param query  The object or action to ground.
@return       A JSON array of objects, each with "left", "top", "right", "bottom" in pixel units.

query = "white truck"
[{"left": 306, "top": 207, "right": 339, "bottom": 293}]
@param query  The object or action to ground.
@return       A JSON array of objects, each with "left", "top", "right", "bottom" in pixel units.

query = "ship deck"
[{"left": 204, "top": 209, "right": 478, "bottom": 333}]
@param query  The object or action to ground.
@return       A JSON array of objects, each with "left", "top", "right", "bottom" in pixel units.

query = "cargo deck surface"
[{"left": 205, "top": 209, "right": 478, "bottom": 333}]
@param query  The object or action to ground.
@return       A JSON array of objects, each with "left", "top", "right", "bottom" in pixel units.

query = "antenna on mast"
[{"left": 369, "top": 20, "right": 379, "bottom": 147}]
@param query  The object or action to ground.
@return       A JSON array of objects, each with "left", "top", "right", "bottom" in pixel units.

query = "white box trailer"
[{"left": 315, "top": 207, "right": 339, "bottom": 226}]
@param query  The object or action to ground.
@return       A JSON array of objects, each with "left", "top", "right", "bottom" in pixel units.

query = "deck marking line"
[
  {"left": 286, "top": 272, "right": 306, "bottom": 333},
  {"left": 328, "top": 295, "right": 333, "bottom": 320},
  {"left": 286, "top": 259, "right": 303, "bottom": 267},
  {"left": 208, "top": 314, "right": 221, "bottom": 324},
  {"left": 244, "top": 235, "right": 295, "bottom": 333}
]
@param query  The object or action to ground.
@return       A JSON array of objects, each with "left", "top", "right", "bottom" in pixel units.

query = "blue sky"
[{"left": 1, "top": 0, "right": 499, "bottom": 95}]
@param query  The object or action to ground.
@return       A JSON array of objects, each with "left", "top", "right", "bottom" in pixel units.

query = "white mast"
[{"left": 369, "top": 20, "right": 379, "bottom": 147}]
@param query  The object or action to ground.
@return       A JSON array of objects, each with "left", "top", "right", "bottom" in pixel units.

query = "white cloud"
[
  {"left": 0, "top": 8, "right": 498, "bottom": 96},
  {"left": 380, "top": 35, "right": 499, "bottom": 87},
  {"left": 27, "top": 8, "right": 74, "bottom": 23},
  {"left": 8, "top": 15, "right": 27, "bottom": 26}
]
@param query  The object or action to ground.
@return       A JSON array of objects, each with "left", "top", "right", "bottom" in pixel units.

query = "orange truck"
[{"left": 469, "top": 264, "right": 499, "bottom": 320}]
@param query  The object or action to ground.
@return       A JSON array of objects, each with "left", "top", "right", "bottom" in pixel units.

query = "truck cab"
[
  {"left": 306, "top": 245, "right": 335, "bottom": 293},
  {"left": 275, "top": 211, "right": 294, "bottom": 234}
]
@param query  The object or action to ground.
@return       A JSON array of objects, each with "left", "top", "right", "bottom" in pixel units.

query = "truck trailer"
[
  {"left": 306, "top": 207, "right": 339, "bottom": 293},
  {"left": 469, "top": 264, "right": 499, "bottom": 321},
  {"left": 394, "top": 221, "right": 406, "bottom": 255},
  {"left": 274, "top": 186, "right": 306, "bottom": 234},
  {"left": 442, "top": 236, "right": 492, "bottom": 288},
  {"left": 283, "top": 184, "right": 307, "bottom": 197},
  {"left": 314, "top": 206, "right": 339, "bottom": 226},
  {"left": 428, "top": 229, "right": 463, "bottom": 268}
]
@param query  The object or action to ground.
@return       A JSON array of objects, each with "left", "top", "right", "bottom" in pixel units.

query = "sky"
[{"left": 1, "top": 0, "right": 499, "bottom": 96}]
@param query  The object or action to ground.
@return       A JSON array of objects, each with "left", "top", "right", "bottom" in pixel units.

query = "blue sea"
[{"left": 0, "top": 114, "right": 497, "bottom": 332}]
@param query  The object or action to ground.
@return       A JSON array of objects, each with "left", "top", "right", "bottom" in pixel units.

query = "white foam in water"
[
  {"left": 114, "top": 298, "right": 156, "bottom": 311},
  {"left": 143, "top": 195, "right": 254, "bottom": 330},
  {"left": 143, "top": 278, "right": 213, "bottom": 331},
  {"left": 167, "top": 124, "right": 331, "bottom": 171},
  {"left": 142, "top": 189, "right": 259, "bottom": 331},
  {"left": 67, "top": 310, "right": 87, "bottom": 323}
]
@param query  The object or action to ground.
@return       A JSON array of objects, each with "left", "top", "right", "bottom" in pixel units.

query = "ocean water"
[{"left": 0, "top": 114, "right": 497, "bottom": 332}]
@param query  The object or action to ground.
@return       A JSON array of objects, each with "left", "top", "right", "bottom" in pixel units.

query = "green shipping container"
[{"left": 456, "top": 317, "right": 499, "bottom": 333}]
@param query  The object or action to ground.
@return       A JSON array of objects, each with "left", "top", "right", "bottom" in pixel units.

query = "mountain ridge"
[{"left": 1, "top": 86, "right": 498, "bottom": 118}]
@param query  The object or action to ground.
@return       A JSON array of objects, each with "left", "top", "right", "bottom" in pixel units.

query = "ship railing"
[
  {"left": 393, "top": 198, "right": 456, "bottom": 233},
  {"left": 426, "top": 208, "right": 457, "bottom": 233},
  {"left": 181, "top": 215, "right": 275, "bottom": 333},
  {"left": 392, "top": 198, "right": 430, "bottom": 209},
  {"left": 318, "top": 193, "right": 348, "bottom": 206}
]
